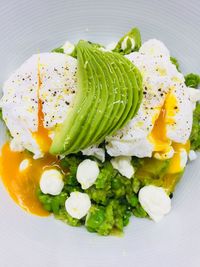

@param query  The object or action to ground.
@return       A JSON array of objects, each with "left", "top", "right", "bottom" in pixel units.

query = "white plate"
[{"left": 0, "top": 1, "right": 200, "bottom": 267}]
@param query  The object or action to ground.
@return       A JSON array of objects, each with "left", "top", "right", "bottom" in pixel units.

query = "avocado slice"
[
  {"left": 63, "top": 44, "right": 117, "bottom": 153},
  {"left": 68, "top": 45, "right": 110, "bottom": 152},
  {"left": 97, "top": 52, "right": 142, "bottom": 138},
  {"left": 49, "top": 45, "right": 93, "bottom": 154},
  {"left": 91, "top": 51, "right": 142, "bottom": 143},
  {"left": 91, "top": 51, "right": 127, "bottom": 143},
  {"left": 50, "top": 41, "right": 142, "bottom": 155},
  {"left": 109, "top": 53, "right": 140, "bottom": 130},
  {"left": 78, "top": 48, "right": 118, "bottom": 149}
]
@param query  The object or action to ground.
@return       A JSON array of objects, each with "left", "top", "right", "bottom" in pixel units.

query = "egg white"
[
  {"left": 0, "top": 53, "right": 77, "bottom": 158},
  {"left": 106, "top": 39, "right": 199, "bottom": 160}
]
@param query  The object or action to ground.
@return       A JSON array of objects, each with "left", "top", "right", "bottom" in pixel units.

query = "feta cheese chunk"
[
  {"left": 65, "top": 192, "right": 91, "bottom": 219},
  {"left": 188, "top": 150, "right": 198, "bottom": 161},
  {"left": 40, "top": 169, "right": 64, "bottom": 195},
  {"left": 82, "top": 145, "right": 105, "bottom": 162},
  {"left": 138, "top": 185, "right": 171, "bottom": 222},
  {"left": 76, "top": 159, "right": 100, "bottom": 189},
  {"left": 111, "top": 156, "right": 134, "bottom": 179}
]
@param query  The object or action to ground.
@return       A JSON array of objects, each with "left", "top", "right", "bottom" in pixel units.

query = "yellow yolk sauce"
[
  {"left": 167, "top": 141, "right": 190, "bottom": 174},
  {"left": 149, "top": 107, "right": 171, "bottom": 152},
  {"left": 32, "top": 98, "right": 52, "bottom": 153},
  {"left": 32, "top": 58, "right": 52, "bottom": 154},
  {"left": 164, "top": 92, "right": 178, "bottom": 125},
  {"left": 161, "top": 173, "right": 182, "bottom": 193},
  {"left": 148, "top": 90, "right": 190, "bottom": 189},
  {"left": 0, "top": 143, "right": 62, "bottom": 216},
  {"left": 149, "top": 92, "right": 178, "bottom": 153},
  {"left": 161, "top": 141, "right": 190, "bottom": 192}
]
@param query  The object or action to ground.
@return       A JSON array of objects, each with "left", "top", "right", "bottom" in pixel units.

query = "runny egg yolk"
[
  {"left": 168, "top": 141, "right": 190, "bottom": 174},
  {"left": 149, "top": 106, "right": 171, "bottom": 152},
  {"left": 32, "top": 98, "right": 52, "bottom": 153},
  {"left": 0, "top": 143, "right": 61, "bottom": 216},
  {"left": 149, "top": 92, "right": 177, "bottom": 152},
  {"left": 32, "top": 58, "right": 52, "bottom": 153},
  {"left": 149, "top": 91, "right": 189, "bottom": 173}
]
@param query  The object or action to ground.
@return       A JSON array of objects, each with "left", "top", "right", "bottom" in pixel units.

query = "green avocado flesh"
[{"left": 50, "top": 40, "right": 142, "bottom": 155}]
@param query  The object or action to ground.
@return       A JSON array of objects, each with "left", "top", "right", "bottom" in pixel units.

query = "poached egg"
[
  {"left": 0, "top": 53, "right": 77, "bottom": 158},
  {"left": 106, "top": 39, "right": 200, "bottom": 172}
]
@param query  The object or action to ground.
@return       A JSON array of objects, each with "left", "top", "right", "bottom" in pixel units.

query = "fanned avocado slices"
[{"left": 50, "top": 41, "right": 143, "bottom": 156}]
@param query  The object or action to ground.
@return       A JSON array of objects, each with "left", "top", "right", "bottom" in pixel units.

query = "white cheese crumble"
[
  {"left": 76, "top": 159, "right": 100, "bottom": 189},
  {"left": 188, "top": 150, "right": 198, "bottom": 161},
  {"left": 111, "top": 156, "right": 134, "bottom": 179},
  {"left": 65, "top": 192, "right": 91, "bottom": 219},
  {"left": 82, "top": 145, "right": 105, "bottom": 162},
  {"left": 138, "top": 185, "right": 171, "bottom": 222},
  {"left": 40, "top": 169, "right": 64, "bottom": 195}
]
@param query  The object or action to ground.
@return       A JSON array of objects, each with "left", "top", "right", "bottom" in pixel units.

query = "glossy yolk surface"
[
  {"left": 0, "top": 143, "right": 60, "bottom": 216},
  {"left": 149, "top": 91, "right": 189, "bottom": 173},
  {"left": 32, "top": 98, "right": 52, "bottom": 153},
  {"left": 149, "top": 107, "right": 171, "bottom": 152},
  {"left": 162, "top": 140, "right": 190, "bottom": 191},
  {"left": 168, "top": 141, "right": 190, "bottom": 174},
  {"left": 32, "top": 58, "right": 52, "bottom": 153},
  {"left": 149, "top": 92, "right": 177, "bottom": 152},
  {"left": 162, "top": 173, "right": 182, "bottom": 193},
  {"left": 164, "top": 92, "right": 178, "bottom": 125}
]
